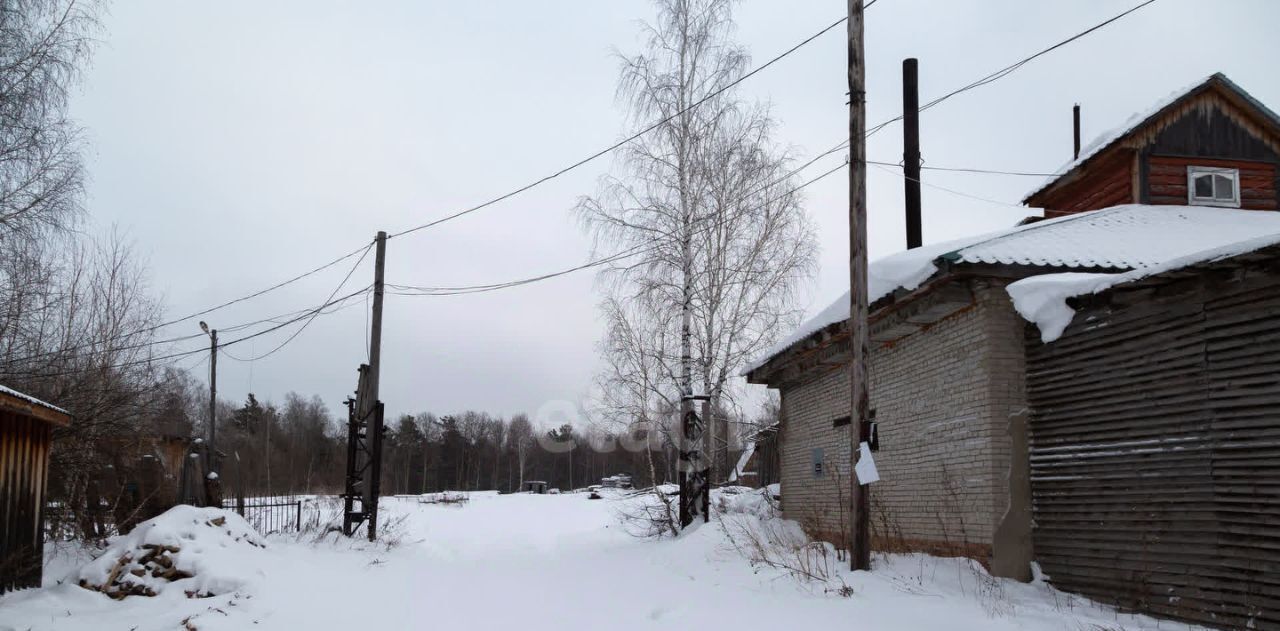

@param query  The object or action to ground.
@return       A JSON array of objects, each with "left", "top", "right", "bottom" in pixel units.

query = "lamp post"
[{"left": 199, "top": 321, "right": 218, "bottom": 473}]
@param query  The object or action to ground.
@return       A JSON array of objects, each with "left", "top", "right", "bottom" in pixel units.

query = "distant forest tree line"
[{"left": 206, "top": 390, "right": 758, "bottom": 497}]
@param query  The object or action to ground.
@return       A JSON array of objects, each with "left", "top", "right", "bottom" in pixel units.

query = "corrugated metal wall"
[
  {"left": 0, "top": 411, "right": 52, "bottom": 593},
  {"left": 1026, "top": 273, "right": 1280, "bottom": 630}
]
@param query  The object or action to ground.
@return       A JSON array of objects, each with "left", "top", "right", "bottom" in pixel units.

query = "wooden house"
[
  {"left": 744, "top": 73, "right": 1280, "bottom": 629},
  {"left": 1026, "top": 73, "right": 1280, "bottom": 216},
  {"left": 0, "top": 385, "right": 70, "bottom": 593}
]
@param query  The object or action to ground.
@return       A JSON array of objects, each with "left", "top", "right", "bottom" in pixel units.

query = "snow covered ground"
[{"left": 2, "top": 490, "right": 1204, "bottom": 631}]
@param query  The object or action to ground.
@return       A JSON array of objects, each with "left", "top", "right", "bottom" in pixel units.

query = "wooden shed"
[
  {"left": 1024, "top": 246, "right": 1280, "bottom": 629},
  {"left": 0, "top": 385, "right": 70, "bottom": 593}
]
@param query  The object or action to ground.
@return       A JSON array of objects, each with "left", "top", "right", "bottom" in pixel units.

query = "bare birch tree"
[
  {"left": 0, "top": 2, "right": 183, "bottom": 533},
  {"left": 580, "top": 0, "right": 815, "bottom": 482},
  {"left": 507, "top": 413, "right": 535, "bottom": 488},
  {"left": 0, "top": 0, "right": 100, "bottom": 241}
]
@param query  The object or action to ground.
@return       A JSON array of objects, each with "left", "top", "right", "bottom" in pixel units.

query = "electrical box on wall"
[{"left": 812, "top": 447, "right": 824, "bottom": 477}]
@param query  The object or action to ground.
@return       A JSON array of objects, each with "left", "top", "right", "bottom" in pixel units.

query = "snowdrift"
[
  {"left": 715, "top": 485, "right": 778, "bottom": 519},
  {"left": 78, "top": 505, "right": 266, "bottom": 599}
]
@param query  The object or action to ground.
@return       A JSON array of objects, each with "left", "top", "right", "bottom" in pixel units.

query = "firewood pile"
[
  {"left": 77, "top": 508, "right": 267, "bottom": 600},
  {"left": 80, "top": 541, "right": 193, "bottom": 598}
]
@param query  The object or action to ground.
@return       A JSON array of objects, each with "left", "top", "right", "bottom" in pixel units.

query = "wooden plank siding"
[
  {"left": 1038, "top": 150, "right": 1135, "bottom": 218},
  {"left": 0, "top": 411, "right": 53, "bottom": 593},
  {"left": 1025, "top": 272, "right": 1280, "bottom": 630},
  {"left": 1147, "top": 155, "right": 1278, "bottom": 209}
]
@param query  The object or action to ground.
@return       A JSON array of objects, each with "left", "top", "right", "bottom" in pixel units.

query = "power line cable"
[
  {"left": 866, "top": 158, "right": 1055, "bottom": 177},
  {"left": 119, "top": 241, "right": 373, "bottom": 340},
  {"left": 386, "top": 12, "right": 860, "bottom": 240},
  {"left": 865, "top": 0, "right": 1158, "bottom": 138},
  {"left": 388, "top": 159, "right": 848, "bottom": 297},
  {"left": 4, "top": 239, "right": 375, "bottom": 366},
  {"left": 217, "top": 290, "right": 370, "bottom": 361},
  {"left": 868, "top": 162, "right": 1025, "bottom": 209},
  {"left": 177, "top": 347, "right": 210, "bottom": 376},
  {"left": 0, "top": 287, "right": 372, "bottom": 379},
  {"left": 920, "top": 164, "right": 1055, "bottom": 177},
  {"left": 1, "top": 265, "right": 374, "bottom": 368},
  {"left": 221, "top": 242, "right": 375, "bottom": 362}
]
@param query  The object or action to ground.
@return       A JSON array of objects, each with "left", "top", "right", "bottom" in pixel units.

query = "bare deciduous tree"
[
  {"left": 0, "top": 0, "right": 101, "bottom": 241},
  {"left": 579, "top": 0, "right": 816, "bottom": 482}
]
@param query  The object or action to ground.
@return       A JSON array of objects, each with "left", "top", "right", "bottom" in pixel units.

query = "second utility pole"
[
  {"left": 903, "top": 57, "right": 922, "bottom": 250},
  {"left": 847, "top": 0, "right": 872, "bottom": 572}
]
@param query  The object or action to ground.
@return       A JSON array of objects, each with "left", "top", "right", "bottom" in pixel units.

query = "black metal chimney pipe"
[
  {"left": 903, "top": 58, "right": 922, "bottom": 249},
  {"left": 1073, "top": 103, "right": 1081, "bottom": 160}
]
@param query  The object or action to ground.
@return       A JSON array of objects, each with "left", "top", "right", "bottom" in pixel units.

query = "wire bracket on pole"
[
  {"left": 342, "top": 364, "right": 385, "bottom": 539},
  {"left": 678, "top": 394, "right": 712, "bottom": 528}
]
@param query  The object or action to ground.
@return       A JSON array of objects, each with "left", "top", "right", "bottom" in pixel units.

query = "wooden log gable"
[{"left": 1027, "top": 74, "right": 1280, "bottom": 216}]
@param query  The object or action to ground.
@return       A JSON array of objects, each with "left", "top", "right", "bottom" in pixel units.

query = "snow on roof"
[
  {"left": 1009, "top": 231, "right": 1280, "bottom": 344},
  {"left": 954, "top": 204, "right": 1280, "bottom": 269},
  {"left": 0, "top": 383, "right": 69, "bottom": 416},
  {"left": 1023, "top": 73, "right": 1280, "bottom": 204},
  {"left": 744, "top": 204, "right": 1280, "bottom": 375}
]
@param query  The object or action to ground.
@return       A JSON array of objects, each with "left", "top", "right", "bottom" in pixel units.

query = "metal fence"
[{"left": 228, "top": 495, "right": 302, "bottom": 535}]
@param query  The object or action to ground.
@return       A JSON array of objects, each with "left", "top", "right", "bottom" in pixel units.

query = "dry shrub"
[
  {"left": 615, "top": 485, "right": 679, "bottom": 538},
  {"left": 719, "top": 506, "right": 851, "bottom": 596}
]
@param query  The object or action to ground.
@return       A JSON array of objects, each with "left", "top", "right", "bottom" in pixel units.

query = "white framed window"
[{"left": 1187, "top": 166, "right": 1240, "bottom": 207}]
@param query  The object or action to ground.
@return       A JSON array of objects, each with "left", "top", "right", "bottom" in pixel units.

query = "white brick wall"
[{"left": 777, "top": 281, "right": 1026, "bottom": 555}]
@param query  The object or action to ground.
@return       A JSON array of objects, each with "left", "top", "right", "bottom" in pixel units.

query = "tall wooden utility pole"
[
  {"left": 344, "top": 233, "right": 388, "bottom": 539},
  {"left": 847, "top": 0, "right": 872, "bottom": 572},
  {"left": 366, "top": 230, "right": 387, "bottom": 541}
]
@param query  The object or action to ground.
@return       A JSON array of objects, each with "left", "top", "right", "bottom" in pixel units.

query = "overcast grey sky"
[{"left": 69, "top": 0, "right": 1279, "bottom": 422}]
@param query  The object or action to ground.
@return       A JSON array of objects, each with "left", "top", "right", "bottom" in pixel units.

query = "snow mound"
[
  {"left": 716, "top": 486, "right": 778, "bottom": 519},
  {"left": 420, "top": 491, "right": 469, "bottom": 505},
  {"left": 77, "top": 505, "right": 266, "bottom": 599}
]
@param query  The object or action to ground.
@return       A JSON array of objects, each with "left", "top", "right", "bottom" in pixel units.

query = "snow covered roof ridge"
[
  {"left": 1023, "top": 73, "right": 1280, "bottom": 204},
  {"left": 744, "top": 204, "right": 1280, "bottom": 376},
  {"left": 1010, "top": 231, "right": 1280, "bottom": 344},
  {"left": 0, "top": 383, "right": 70, "bottom": 417}
]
